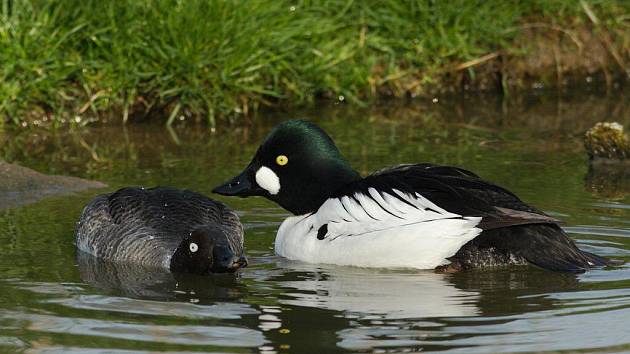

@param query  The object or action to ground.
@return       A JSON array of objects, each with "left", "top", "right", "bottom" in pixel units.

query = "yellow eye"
[{"left": 276, "top": 155, "right": 288, "bottom": 166}]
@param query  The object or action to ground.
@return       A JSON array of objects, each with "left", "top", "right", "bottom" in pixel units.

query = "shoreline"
[{"left": 1, "top": 1, "right": 629, "bottom": 128}]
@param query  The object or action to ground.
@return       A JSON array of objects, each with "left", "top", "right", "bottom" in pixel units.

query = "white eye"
[{"left": 189, "top": 242, "right": 199, "bottom": 253}]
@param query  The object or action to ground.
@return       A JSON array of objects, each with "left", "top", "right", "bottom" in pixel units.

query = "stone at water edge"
[
  {"left": 0, "top": 160, "right": 106, "bottom": 209},
  {"left": 584, "top": 122, "right": 630, "bottom": 162}
]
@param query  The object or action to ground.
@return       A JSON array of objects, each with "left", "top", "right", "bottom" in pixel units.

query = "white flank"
[
  {"left": 275, "top": 188, "right": 482, "bottom": 269},
  {"left": 255, "top": 166, "right": 281, "bottom": 195}
]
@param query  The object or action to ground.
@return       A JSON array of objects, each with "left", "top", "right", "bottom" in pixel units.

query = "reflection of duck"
[
  {"left": 275, "top": 261, "right": 479, "bottom": 319},
  {"left": 270, "top": 261, "right": 580, "bottom": 320},
  {"left": 254, "top": 261, "right": 582, "bottom": 353},
  {"left": 448, "top": 267, "right": 579, "bottom": 317},
  {"left": 77, "top": 251, "right": 247, "bottom": 301}
]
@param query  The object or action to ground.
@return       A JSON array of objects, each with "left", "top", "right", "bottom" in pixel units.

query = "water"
[{"left": 1, "top": 91, "right": 630, "bottom": 353}]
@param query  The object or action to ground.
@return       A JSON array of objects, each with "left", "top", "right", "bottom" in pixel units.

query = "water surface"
[{"left": 1, "top": 91, "right": 630, "bottom": 353}]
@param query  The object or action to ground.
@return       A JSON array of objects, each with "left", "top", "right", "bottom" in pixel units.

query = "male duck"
[
  {"left": 76, "top": 187, "right": 247, "bottom": 274},
  {"left": 214, "top": 120, "right": 612, "bottom": 272}
]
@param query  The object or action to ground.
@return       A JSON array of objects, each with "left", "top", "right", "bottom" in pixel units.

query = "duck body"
[
  {"left": 214, "top": 120, "right": 614, "bottom": 273},
  {"left": 75, "top": 187, "right": 246, "bottom": 274},
  {"left": 275, "top": 164, "right": 607, "bottom": 271},
  {"left": 274, "top": 166, "right": 483, "bottom": 268}
]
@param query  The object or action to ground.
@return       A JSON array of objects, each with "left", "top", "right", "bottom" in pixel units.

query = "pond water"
[{"left": 1, "top": 91, "right": 630, "bottom": 353}]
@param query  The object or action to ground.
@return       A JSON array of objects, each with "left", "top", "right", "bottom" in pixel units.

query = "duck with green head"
[{"left": 214, "top": 120, "right": 614, "bottom": 272}]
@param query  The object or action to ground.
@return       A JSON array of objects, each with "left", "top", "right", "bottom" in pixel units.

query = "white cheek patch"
[{"left": 255, "top": 166, "right": 281, "bottom": 195}]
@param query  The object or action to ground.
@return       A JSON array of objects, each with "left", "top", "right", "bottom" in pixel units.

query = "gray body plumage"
[{"left": 75, "top": 187, "right": 243, "bottom": 269}]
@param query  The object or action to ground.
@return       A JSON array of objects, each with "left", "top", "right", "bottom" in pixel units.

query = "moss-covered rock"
[{"left": 584, "top": 122, "right": 630, "bottom": 162}]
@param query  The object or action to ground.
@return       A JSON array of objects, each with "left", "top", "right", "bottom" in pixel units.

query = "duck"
[
  {"left": 75, "top": 186, "right": 247, "bottom": 274},
  {"left": 213, "top": 119, "right": 614, "bottom": 273}
]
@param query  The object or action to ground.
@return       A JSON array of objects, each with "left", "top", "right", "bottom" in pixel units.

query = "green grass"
[{"left": 1, "top": 0, "right": 629, "bottom": 127}]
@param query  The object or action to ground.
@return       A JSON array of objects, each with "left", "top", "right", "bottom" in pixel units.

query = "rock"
[
  {"left": 584, "top": 122, "right": 630, "bottom": 199},
  {"left": 584, "top": 122, "right": 630, "bottom": 162},
  {"left": 0, "top": 160, "right": 106, "bottom": 210}
]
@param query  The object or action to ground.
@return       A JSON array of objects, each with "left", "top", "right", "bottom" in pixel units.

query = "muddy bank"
[
  {"left": 438, "top": 24, "right": 630, "bottom": 94},
  {"left": 0, "top": 160, "right": 106, "bottom": 210}
]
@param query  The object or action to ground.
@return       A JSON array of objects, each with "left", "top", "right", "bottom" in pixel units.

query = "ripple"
[
  {"left": 46, "top": 295, "right": 259, "bottom": 319},
  {"left": 0, "top": 336, "right": 25, "bottom": 349},
  {"left": 592, "top": 202, "right": 630, "bottom": 210},
  {"left": 0, "top": 310, "right": 265, "bottom": 347},
  {"left": 566, "top": 226, "right": 630, "bottom": 238},
  {"left": 338, "top": 327, "right": 434, "bottom": 350},
  {"left": 441, "top": 307, "right": 630, "bottom": 353},
  {"left": 27, "top": 346, "right": 168, "bottom": 354},
  {"left": 577, "top": 243, "right": 630, "bottom": 257},
  {"left": 27, "top": 347, "right": 217, "bottom": 354},
  {"left": 16, "top": 281, "right": 86, "bottom": 295},
  {"left": 579, "top": 264, "right": 630, "bottom": 282}
]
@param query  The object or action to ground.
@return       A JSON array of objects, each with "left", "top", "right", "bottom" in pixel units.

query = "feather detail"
[{"left": 275, "top": 189, "right": 482, "bottom": 269}]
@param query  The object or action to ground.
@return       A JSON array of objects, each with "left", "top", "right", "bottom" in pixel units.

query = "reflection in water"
[
  {"left": 256, "top": 260, "right": 585, "bottom": 320},
  {"left": 46, "top": 292, "right": 258, "bottom": 320},
  {"left": 242, "top": 259, "right": 614, "bottom": 353},
  {"left": 448, "top": 268, "right": 580, "bottom": 317},
  {"left": 0, "top": 310, "right": 265, "bottom": 347},
  {"left": 0, "top": 255, "right": 265, "bottom": 352},
  {"left": 3, "top": 239, "right": 630, "bottom": 353},
  {"left": 274, "top": 261, "right": 480, "bottom": 319},
  {"left": 271, "top": 262, "right": 630, "bottom": 353},
  {"left": 76, "top": 251, "right": 247, "bottom": 302},
  {"left": 586, "top": 163, "right": 630, "bottom": 199},
  {"left": 440, "top": 296, "right": 630, "bottom": 353},
  {"left": 247, "top": 260, "right": 630, "bottom": 353}
]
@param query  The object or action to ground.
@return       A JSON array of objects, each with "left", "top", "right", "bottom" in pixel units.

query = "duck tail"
[
  {"left": 469, "top": 224, "right": 617, "bottom": 273},
  {"left": 514, "top": 224, "right": 618, "bottom": 273},
  {"left": 581, "top": 250, "right": 621, "bottom": 267}
]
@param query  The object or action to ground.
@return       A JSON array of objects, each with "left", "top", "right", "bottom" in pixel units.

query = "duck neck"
[{"left": 279, "top": 160, "right": 361, "bottom": 215}]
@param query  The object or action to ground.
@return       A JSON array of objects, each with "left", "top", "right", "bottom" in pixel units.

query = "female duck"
[
  {"left": 214, "top": 120, "right": 612, "bottom": 272},
  {"left": 75, "top": 187, "right": 247, "bottom": 274}
]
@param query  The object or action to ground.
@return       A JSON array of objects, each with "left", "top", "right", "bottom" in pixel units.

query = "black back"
[{"left": 335, "top": 163, "right": 558, "bottom": 230}]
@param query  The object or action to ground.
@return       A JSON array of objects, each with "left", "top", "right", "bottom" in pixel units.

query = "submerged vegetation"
[{"left": 1, "top": 0, "right": 629, "bottom": 127}]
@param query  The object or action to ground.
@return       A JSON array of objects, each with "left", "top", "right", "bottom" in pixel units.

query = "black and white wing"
[
  {"left": 275, "top": 165, "right": 498, "bottom": 268},
  {"left": 315, "top": 163, "right": 560, "bottom": 238}
]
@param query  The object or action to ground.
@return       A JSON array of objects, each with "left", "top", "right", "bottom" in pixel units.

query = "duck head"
[
  {"left": 213, "top": 120, "right": 361, "bottom": 215},
  {"left": 170, "top": 226, "right": 247, "bottom": 274}
]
